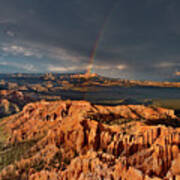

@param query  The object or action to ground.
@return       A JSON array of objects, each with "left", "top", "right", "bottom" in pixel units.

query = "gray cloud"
[
  {"left": 0, "top": 60, "right": 37, "bottom": 72},
  {"left": 0, "top": 0, "right": 180, "bottom": 80}
]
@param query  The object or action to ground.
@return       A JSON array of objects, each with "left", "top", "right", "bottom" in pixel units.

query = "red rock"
[
  {"left": 170, "top": 153, "right": 180, "bottom": 175},
  {"left": 0, "top": 100, "right": 180, "bottom": 179}
]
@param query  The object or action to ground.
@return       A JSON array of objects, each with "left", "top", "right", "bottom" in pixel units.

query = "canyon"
[{"left": 0, "top": 100, "right": 180, "bottom": 179}]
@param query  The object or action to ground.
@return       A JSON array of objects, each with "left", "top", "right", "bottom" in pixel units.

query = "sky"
[{"left": 0, "top": 0, "right": 180, "bottom": 81}]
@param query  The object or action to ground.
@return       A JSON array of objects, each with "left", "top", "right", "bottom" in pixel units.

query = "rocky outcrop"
[
  {"left": 0, "top": 100, "right": 180, "bottom": 179},
  {"left": 0, "top": 90, "right": 35, "bottom": 117},
  {"left": 175, "top": 72, "right": 180, "bottom": 76},
  {"left": 0, "top": 99, "right": 20, "bottom": 118},
  {"left": 0, "top": 90, "right": 34, "bottom": 107},
  {"left": 60, "top": 73, "right": 180, "bottom": 88}
]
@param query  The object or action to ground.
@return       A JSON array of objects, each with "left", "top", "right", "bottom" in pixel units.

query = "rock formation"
[
  {"left": 0, "top": 90, "right": 35, "bottom": 117},
  {"left": 0, "top": 100, "right": 180, "bottom": 179},
  {"left": 0, "top": 90, "right": 34, "bottom": 108},
  {"left": 175, "top": 72, "right": 180, "bottom": 76},
  {"left": 0, "top": 99, "right": 20, "bottom": 118}
]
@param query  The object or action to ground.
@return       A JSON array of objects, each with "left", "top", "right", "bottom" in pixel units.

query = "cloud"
[
  {"left": 1, "top": 41, "right": 129, "bottom": 74},
  {"left": 156, "top": 62, "right": 180, "bottom": 68},
  {"left": 0, "top": 62, "right": 8, "bottom": 66},
  {"left": 116, "top": 64, "right": 127, "bottom": 70},
  {"left": 0, "top": 19, "right": 15, "bottom": 24},
  {"left": 0, "top": 0, "right": 180, "bottom": 80},
  {"left": 93, "top": 64, "right": 127, "bottom": 70},
  {"left": 0, "top": 60, "right": 37, "bottom": 72},
  {"left": 93, "top": 64, "right": 109, "bottom": 70},
  {"left": 48, "top": 63, "right": 128, "bottom": 73},
  {"left": 1, "top": 41, "right": 89, "bottom": 64},
  {"left": 1, "top": 44, "right": 43, "bottom": 58},
  {"left": 45, "top": 46, "right": 87, "bottom": 63},
  {"left": 6, "top": 31, "right": 15, "bottom": 37},
  {"left": 47, "top": 65, "right": 85, "bottom": 72}
]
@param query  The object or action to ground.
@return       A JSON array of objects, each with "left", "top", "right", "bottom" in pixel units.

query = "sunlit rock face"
[
  {"left": 0, "top": 90, "right": 36, "bottom": 118},
  {"left": 0, "top": 100, "right": 180, "bottom": 180},
  {"left": 0, "top": 99, "right": 20, "bottom": 118},
  {"left": 0, "top": 90, "right": 34, "bottom": 117},
  {"left": 70, "top": 72, "right": 98, "bottom": 79},
  {"left": 0, "top": 90, "right": 34, "bottom": 108},
  {"left": 175, "top": 72, "right": 180, "bottom": 76}
]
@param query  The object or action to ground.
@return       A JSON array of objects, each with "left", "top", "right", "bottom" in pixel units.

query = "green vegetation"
[
  {"left": 49, "top": 151, "right": 62, "bottom": 169},
  {"left": 108, "top": 118, "right": 135, "bottom": 126},
  {"left": 31, "top": 159, "right": 45, "bottom": 172},
  {"left": 91, "top": 99, "right": 127, "bottom": 106},
  {"left": 0, "top": 139, "right": 39, "bottom": 171},
  {"left": 87, "top": 112, "right": 137, "bottom": 127},
  {"left": 63, "top": 157, "right": 71, "bottom": 165},
  {"left": 0, "top": 118, "right": 9, "bottom": 143},
  {"left": 0, "top": 115, "right": 47, "bottom": 172}
]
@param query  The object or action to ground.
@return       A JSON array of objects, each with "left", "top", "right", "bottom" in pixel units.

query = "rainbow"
[{"left": 87, "top": 0, "right": 120, "bottom": 75}]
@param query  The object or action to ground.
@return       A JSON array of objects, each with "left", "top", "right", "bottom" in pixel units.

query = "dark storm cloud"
[
  {"left": 0, "top": 0, "right": 111, "bottom": 54},
  {"left": 0, "top": 0, "right": 180, "bottom": 80}
]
